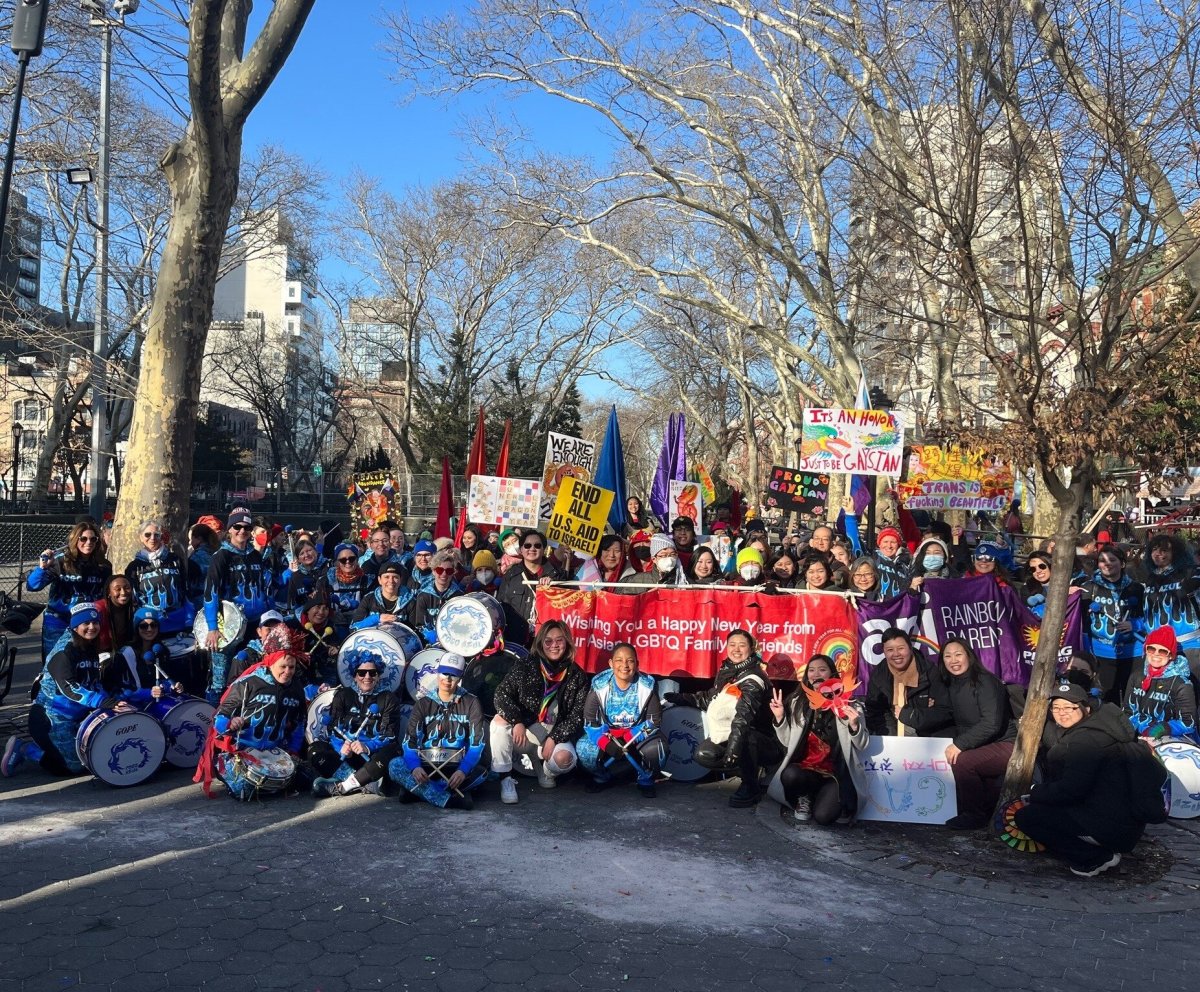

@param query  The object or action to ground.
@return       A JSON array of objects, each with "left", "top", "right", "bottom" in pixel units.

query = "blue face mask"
[{"left": 923, "top": 554, "right": 945, "bottom": 571}]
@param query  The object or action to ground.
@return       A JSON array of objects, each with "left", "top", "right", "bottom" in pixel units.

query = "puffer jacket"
[
  {"left": 675, "top": 656, "right": 771, "bottom": 758},
  {"left": 493, "top": 653, "right": 591, "bottom": 745}
]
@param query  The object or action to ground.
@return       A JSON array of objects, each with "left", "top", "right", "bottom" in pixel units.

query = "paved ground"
[{"left": 3, "top": 626, "right": 1199, "bottom": 992}]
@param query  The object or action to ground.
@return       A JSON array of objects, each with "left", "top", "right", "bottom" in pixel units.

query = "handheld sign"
[{"left": 546, "top": 476, "right": 615, "bottom": 557}]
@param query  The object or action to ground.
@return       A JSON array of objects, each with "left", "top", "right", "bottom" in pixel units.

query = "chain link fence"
[{"left": 0, "top": 522, "right": 75, "bottom": 602}]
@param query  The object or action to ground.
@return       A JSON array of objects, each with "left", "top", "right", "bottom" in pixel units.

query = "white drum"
[
  {"left": 660, "top": 705, "right": 708, "bottom": 782},
  {"left": 436, "top": 592, "right": 504, "bottom": 657},
  {"left": 1153, "top": 736, "right": 1200, "bottom": 819},
  {"left": 405, "top": 648, "right": 445, "bottom": 701},
  {"left": 193, "top": 601, "right": 247, "bottom": 651},
  {"left": 656, "top": 678, "right": 681, "bottom": 703},
  {"left": 75, "top": 708, "right": 167, "bottom": 787},
  {"left": 143, "top": 695, "right": 214, "bottom": 768},
  {"left": 305, "top": 688, "right": 338, "bottom": 744}
]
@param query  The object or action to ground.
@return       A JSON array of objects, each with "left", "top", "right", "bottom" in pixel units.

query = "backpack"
[{"left": 1117, "top": 739, "right": 1170, "bottom": 824}]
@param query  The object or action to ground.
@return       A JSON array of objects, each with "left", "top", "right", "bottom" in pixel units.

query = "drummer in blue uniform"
[
  {"left": 27, "top": 519, "right": 112, "bottom": 661},
  {"left": 202, "top": 508, "right": 274, "bottom": 704},
  {"left": 350, "top": 562, "right": 414, "bottom": 631},
  {"left": 1, "top": 603, "right": 138, "bottom": 777},
  {"left": 123, "top": 519, "right": 193, "bottom": 635},
  {"left": 406, "top": 549, "right": 465, "bottom": 645}
]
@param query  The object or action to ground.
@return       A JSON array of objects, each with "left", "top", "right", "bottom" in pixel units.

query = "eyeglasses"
[
  {"left": 1050, "top": 703, "right": 1081, "bottom": 712},
  {"left": 523, "top": 543, "right": 544, "bottom": 551},
  {"left": 355, "top": 669, "right": 380, "bottom": 678},
  {"left": 138, "top": 621, "right": 159, "bottom": 629},
  {"left": 433, "top": 566, "right": 454, "bottom": 575},
  {"left": 337, "top": 556, "right": 357, "bottom": 564},
  {"left": 142, "top": 532, "right": 161, "bottom": 539},
  {"left": 231, "top": 524, "right": 250, "bottom": 532},
  {"left": 78, "top": 535, "right": 98, "bottom": 544}
]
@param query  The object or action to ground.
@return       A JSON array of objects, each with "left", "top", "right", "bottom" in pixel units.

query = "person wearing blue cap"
[
  {"left": 389, "top": 651, "right": 487, "bottom": 810},
  {"left": 323, "top": 542, "right": 371, "bottom": 634},
  {"left": 406, "top": 539, "right": 437, "bottom": 591},
  {"left": 2, "top": 602, "right": 138, "bottom": 777}
]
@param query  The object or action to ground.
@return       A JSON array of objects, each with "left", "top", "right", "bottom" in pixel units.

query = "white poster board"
[
  {"left": 854, "top": 735, "right": 957, "bottom": 825},
  {"left": 668, "top": 479, "right": 704, "bottom": 531},
  {"left": 467, "top": 476, "right": 541, "bottom": 529}
]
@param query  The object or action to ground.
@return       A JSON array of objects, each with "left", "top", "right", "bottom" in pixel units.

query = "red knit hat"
[
  {"left": 1144, "top": 626, "right": 1179, "bottom": 662},
  {"left": 877, "top": 527, "right": 902, "bottom": 546}
]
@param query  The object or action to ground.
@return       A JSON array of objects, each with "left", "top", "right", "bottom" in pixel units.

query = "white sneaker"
[
  {"left": 793, "top": 797, "right": 813, "bottom": 822},
  {"left": 500, "top": 776, "right": 518, "bottom": 804},
  {"left": 538, "top": 760, "right": 558, "bottom": 789}
]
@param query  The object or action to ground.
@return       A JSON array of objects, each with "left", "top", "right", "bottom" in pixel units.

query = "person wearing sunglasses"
[
  {"left": 119, "top": 606, "right": 185, "bottom": 698},
  {"left": 27, "top": 519, "right": 113, "bottom": 662},
  {"left": 321, "top": 542, "right": 371, "bottom": 635},
  {"left": 201, "top": 508, "right": 275, "bottom": 703},
  {"left": 1022, "top": 551, "right": 1054, "bottom": 618},
  {"left": 1081, "top": 543, "right": 1146, "bottom": 705},
  {"left": 496, "top": 530, "right": 564, "bottom": 647},
  {"left": 390, "top": 652, "right": 487, "bottom": 809},
  {"left": 123, "top": 519, "right": 193, "bottom": 636},
  {"left": 406, "top": 549, "right": 465, "bottom": 646},
  {"left": 310, "top": 658, "right": 401, "bottom": 798},
  {"left": 2, "top": 602, "right": 138, "bottom": 778}
]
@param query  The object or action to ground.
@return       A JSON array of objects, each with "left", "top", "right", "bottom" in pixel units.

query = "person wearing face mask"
[
  {"left": 909, "top": 536, "right": 952, "bottom": 590},
  {"left": 733, "top": 547, "right": 766, "bottom": 588},
  {"left": 466, "top": 550, "right": 501, "bottom": 594},
  {"left": 497, "top": 528, "right": 523, "bottom": 576},
  {"left": 1081, "top": 544, "right": 1146, "bottom": 705},
  {"left": 620, "top": 533, "right": 686, "bottom": 589},
  {"left": 124, "top": 519, "right": 192, "bottom": 635}
]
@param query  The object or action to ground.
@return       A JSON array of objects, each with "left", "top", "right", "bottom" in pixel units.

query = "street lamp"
[{"left": 10, "top": 421, "right": 22, "bottom": 509}]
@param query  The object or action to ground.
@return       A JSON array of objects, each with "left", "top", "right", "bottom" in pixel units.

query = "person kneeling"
[
  {"left": 309, "top": 658, "right": 400, "bottom": 798},
  {"left": 577, "top": 643, "right": 665, "bottom": 798},
  {"left": 388, "top": 653, "right": 486, "bottom": 810}
]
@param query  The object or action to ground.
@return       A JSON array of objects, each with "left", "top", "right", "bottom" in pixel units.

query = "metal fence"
[{"left": 0, "top": 522, "right": 75, "bottom": 601}]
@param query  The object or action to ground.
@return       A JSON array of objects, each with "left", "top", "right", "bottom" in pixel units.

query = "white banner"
[{"left": 854, "top": 735, "right": 957, "bottom": 825}]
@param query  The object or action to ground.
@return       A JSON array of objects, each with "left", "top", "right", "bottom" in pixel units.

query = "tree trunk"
[{"left": 995, "top": 467, "right": 1089, "bottom": 815}]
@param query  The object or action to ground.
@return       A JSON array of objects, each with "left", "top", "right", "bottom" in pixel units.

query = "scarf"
[
  {"left": 892, "top": 663, "right": 920, "bottom": 738},
  {"left": 537, "top": 659, "right": 567, "bottom": 724},
  {"left": 336, "top": 562, "right": 363, "bottom": 584},
  {"left": 1142, "top": 663, "right": 1167, "bottom": 694}
]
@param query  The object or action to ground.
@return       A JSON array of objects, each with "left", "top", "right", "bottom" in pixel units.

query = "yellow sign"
[{"left": 546, "top": 476, "right": 614, "bottom": 557}]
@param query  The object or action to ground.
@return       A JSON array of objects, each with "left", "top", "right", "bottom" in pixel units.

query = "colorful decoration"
[{"left": 996, "top": 798, "right": 1046, "bottom": 853}]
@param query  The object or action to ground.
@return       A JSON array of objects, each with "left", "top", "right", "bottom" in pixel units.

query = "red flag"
[
  {"left": 435, "top": 456, "right": 454, "bottom": 541},
  {"left": 456, "top": 407, "right": 488, "bottom": 546},
  {"left": 493, "top": 418, "right": 512, "bottom": 478},
  {"left": 729, "top": 488, "right": 743, "bottom": 531}
]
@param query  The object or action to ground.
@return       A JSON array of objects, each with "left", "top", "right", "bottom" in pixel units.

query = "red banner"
[{"left": 534, "top": 586, "right": 859, "bottom": 681}]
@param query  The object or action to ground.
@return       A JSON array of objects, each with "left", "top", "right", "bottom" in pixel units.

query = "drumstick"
[
  {"left": 353, "top": 703, "right": 379, "bottom": 739},
  {"left": 426, "top": 747, "right": 466, "bottom": 797}
]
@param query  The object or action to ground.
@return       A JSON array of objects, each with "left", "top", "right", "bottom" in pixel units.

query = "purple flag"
[
  {"left": 855, "top": 592, "right": 922, "bottom": 692},
  {"left": 649, "top": 413, "right": 686, "bottom": 528}
]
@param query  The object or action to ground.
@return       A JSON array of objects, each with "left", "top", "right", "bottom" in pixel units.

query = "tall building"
[
  {"left": 341, "top": 298, "right": 405, "bottom": 382},
  {"left": 0, "top": 191, "right": 42, "bottom": 320}
]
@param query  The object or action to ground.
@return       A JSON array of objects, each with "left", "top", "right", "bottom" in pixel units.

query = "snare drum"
[
  {"left": 660, "top": 705, "right": 708, "bottom": 783},
  {"left": 217, "top": 746, "right": 296, "bottom": 800},
  {"left": 162, "top": 634, "right": 202, "bottom": 693},
  {"left": 338, "top": 622, "right": 418, "bottom": 692},
  {"left": 436, "top": 592, "right": 504, "bottom": 657},
  {"left": 305, "top": 688, "right": 338, "bottom": 744},
  {"left": 193, "top": 601, "right": 247, "bottom": 651},
  {"left": 143, "top": 694, "right": 215, "bottom": 768},
  {"left": 1152, "top": 736, "right": 1200, "bottom": 819},
  {"left": 75, "top": 708, "right": 167, "bottom": 786},
  {"left": 462, "top": 650, "right": 519, "bottom": 716},
  {"left": 405, "top": 648, "right": 445, "bottom": 701}
]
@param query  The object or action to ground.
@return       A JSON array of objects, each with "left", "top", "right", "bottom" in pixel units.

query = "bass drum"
[
  {"left": 462, "top": 650, "right": 520, "bottom": 717},
  {"left": 142, "top": 694, "right": 215, "bottom": 769},
  {"left": 305, "top": 688, "right": 339, "bottom": 744},
  {"left": 660, "top": 705, "right": 708, "bottom": 783},
  {"left": 1153, "top": 736, "right": 1200, "bottom": 819},
  {"left": 193, "top": 601, "right": 247, "bottom": 651},
  {"left": 404, "top": 648, "right": 445, "bottom": 702},
  {"left": 76, "top": 708, "right": 167, "bottom": 786},
  {"left": 436, "top": 592, "right": 504, "bottom": 657},
  {"left": 337, "top": 622, "right": 419, "bottom": 693}
]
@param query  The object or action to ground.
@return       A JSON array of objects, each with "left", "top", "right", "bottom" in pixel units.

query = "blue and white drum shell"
[
  {"left": 76, "top": 708, "right": 167, "bottom": 786},
  {"left": 305, "top": 688, "right": 338, "bottom": 744},
  {"left": 337, "top": 622, "right": 418, "bottom": 693},
  {"left": 1153, "top": 736, "right": 1200, "bottom": 819},
  {"left": 405, "top": 648, "right": 445, "bottom": 701},
  {"left": 660, "top": 705, "right": 708, "bottom": 783},
  {"left": 143, "top": 695, "right": 215, "bottom": 768},
  {"left": 192, "top": 600, "right": 247, "bottom": 651},
  {"left": 219, "top": 747, "right": 296, "bottom": 795},
  {"left": 436, "top": 592, "right": 504, "bottom": 657}
]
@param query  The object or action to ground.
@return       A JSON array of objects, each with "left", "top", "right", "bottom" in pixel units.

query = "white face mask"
[
  {"left": 476, "top": 569, "right": 495, "bottom": 585},
  {"left": 740, "top": 565, "right": 761, "bottom": 581},
  {"left": 503, "top": 542, "right": 519, "bottom": 556},
  {"left": 655, "top": 555, "right": 678, "bottom": 573}
]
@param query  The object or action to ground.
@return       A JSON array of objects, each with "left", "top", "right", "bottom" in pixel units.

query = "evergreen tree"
[
  {"left": 411, "top": 329, "right": 476, "bottom": 473},
  {"left": 193, "top": 416, "right": 252, "bottom": 489}
]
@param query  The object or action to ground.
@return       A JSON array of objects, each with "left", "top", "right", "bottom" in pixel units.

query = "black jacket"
[
  {"left": 1031, "top": 703, "right": 1146, "bottom": 852},
  {"left": 496, "top": 561, "right": 563, "bottom": 645},
  {"left": 492, "top": 653, "right": 590, "bottom": 745},
  {"left": 325, "top": 685, "right": 400, "bottom": 753},
  {"left": 864, "top": 653, "right": 950, "bottom": 736},
  {"left": 676, "top": 657, "right": 771, "bottom": 758},
  {"left": 905, "top": 668, "right": 1015, "bottom": 750}
]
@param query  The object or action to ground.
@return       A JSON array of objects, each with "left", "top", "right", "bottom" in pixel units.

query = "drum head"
[
  {"left": 463, "top": 651, "right": 518, "bottom": 716},
  {"left": 337, "top": 629, "right": 407, "bottom": 693},
  {"left": 405, "top": 648, "right": 445, "bottom": 701},
  {"left": 76, "top": 710, "right": 166, "bottom": 786},
  {"left": 437, "top": 593, "right": 502, "bottom": 657},
  {"left": 660, "top": 706, "right": 708, "bottom": 782},
  {"left": 305, "top": 688, "right": 339, "bottom": 744},
  {"left": 156, "top": 697, "right": 215, "bottom": 768},
  {"left": 193, "top": 601, "right": 247, "bottom": 650},
  {"left": 165, "top": 634, "right": 197, "bottom": 659},
  {"left": 232, "top": 747, "right": 295, "bottom": 791},
  {"left": 656, "top": 678, "right": 681, "bottom": 702},
  {"left": 1154, "top": 737, "right": 1200, "bottom": 819}
]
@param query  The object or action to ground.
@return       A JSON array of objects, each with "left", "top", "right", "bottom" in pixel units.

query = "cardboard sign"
[
  {"left": 545, "top": 476, "right": 614, "bottom": 557},
  {"left": 855, "top": 736, "right": 958, "bottom": 825},
  {"left": 467, "top": 475, "right": 541, "bottom": 529},
  {"left": 668, "top": 480, "right": 703, "bottom": 530},
  {"left": 898, "top": 445, "right": 1014, "bottom": 512},
  {"left": 797, "top": 408, "right": 904, "bottom": 476},
  {"left": 763, "top": 466, "right": 829, "bottom": 515},
  {"left": 540, "top": 432, "right": 598, "bottom": 519}
]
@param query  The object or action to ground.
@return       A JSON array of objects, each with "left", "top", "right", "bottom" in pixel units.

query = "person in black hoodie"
[
  {"left": 903, "top": 638, "right": 1015, "bottom": 829},
  {"left": 309, "top": 656, "right": 401, "bottom": 798},
  {"left": 863, "top": 628, "right": 951, "bottom": 737},
  {"left": 1015, "top": 681, "right": 1147, "bottom": 877}
]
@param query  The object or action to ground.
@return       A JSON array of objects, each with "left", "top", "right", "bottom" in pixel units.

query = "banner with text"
[
  {"left": 535, "top": 586, "right": 859, "bottom": 680},
  {"left": 540, "top": 432, "right": 598, "bottom": 520},
  {"left": 797, "top": 408, "right": 904, "bottom": 476},
  {"left": 763, "top": 466, "right": 830, "bottom": 516},
  {"left": 898, "top": 445, "right": 1015, "bottom": 512},
  {"left": 467, "top": 475, "right": 541, "bottom": 529},
  {"left": 545, "top": 477, "right": 615, "bottom": 558}
]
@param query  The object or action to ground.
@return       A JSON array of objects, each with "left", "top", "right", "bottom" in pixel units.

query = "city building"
[
  {"left": 0, "top": 191, "right": 42, "bottom": 321},
  {"left": 341, "top": 298, "right": 406, "bottom": 383}
]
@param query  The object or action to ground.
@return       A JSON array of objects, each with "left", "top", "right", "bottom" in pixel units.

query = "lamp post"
[
  {"left": 10, "top": 421, "right": 22, "bottom": 510},
  {"left": 865, "top": 386, "right": 896, "bottom": 550},
  {"left": 0, "top": 0, "right": 50, "bottom": 259}
]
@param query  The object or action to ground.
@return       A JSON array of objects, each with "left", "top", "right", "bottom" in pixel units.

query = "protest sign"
[
  {"left": 796, "top": 408, "right": 904, "bottom": 476},
  {"left": 535, "top": 586, "right": 858, "bottom": 679},
  {"left": 855, "top": 736, "right": 958, "bottom": 825},
  {"left": 540, "top": 431, "right": 598, "bottom": 519},
  {"left": 545, "top": 477, "right": 614, "bottom": 557},
  {"left": 898, "top": 445, "right": 1015, "bottom": 512},
  {"left": 763, "top": 466, "right": 829, "bottom": 516},
  {"left": 467, "top": 475, "right": 541, "bottom": 529},
  {"left": 348, "top": 473, "right": 399, "bottom": 534},
  {"left": 669, "top": 480, "right": 704, "bottom": 530}
]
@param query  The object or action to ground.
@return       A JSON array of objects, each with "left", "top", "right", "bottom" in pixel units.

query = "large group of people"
[{"left": 0, "top": 495, "right": 1191, "bottom": 880}]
